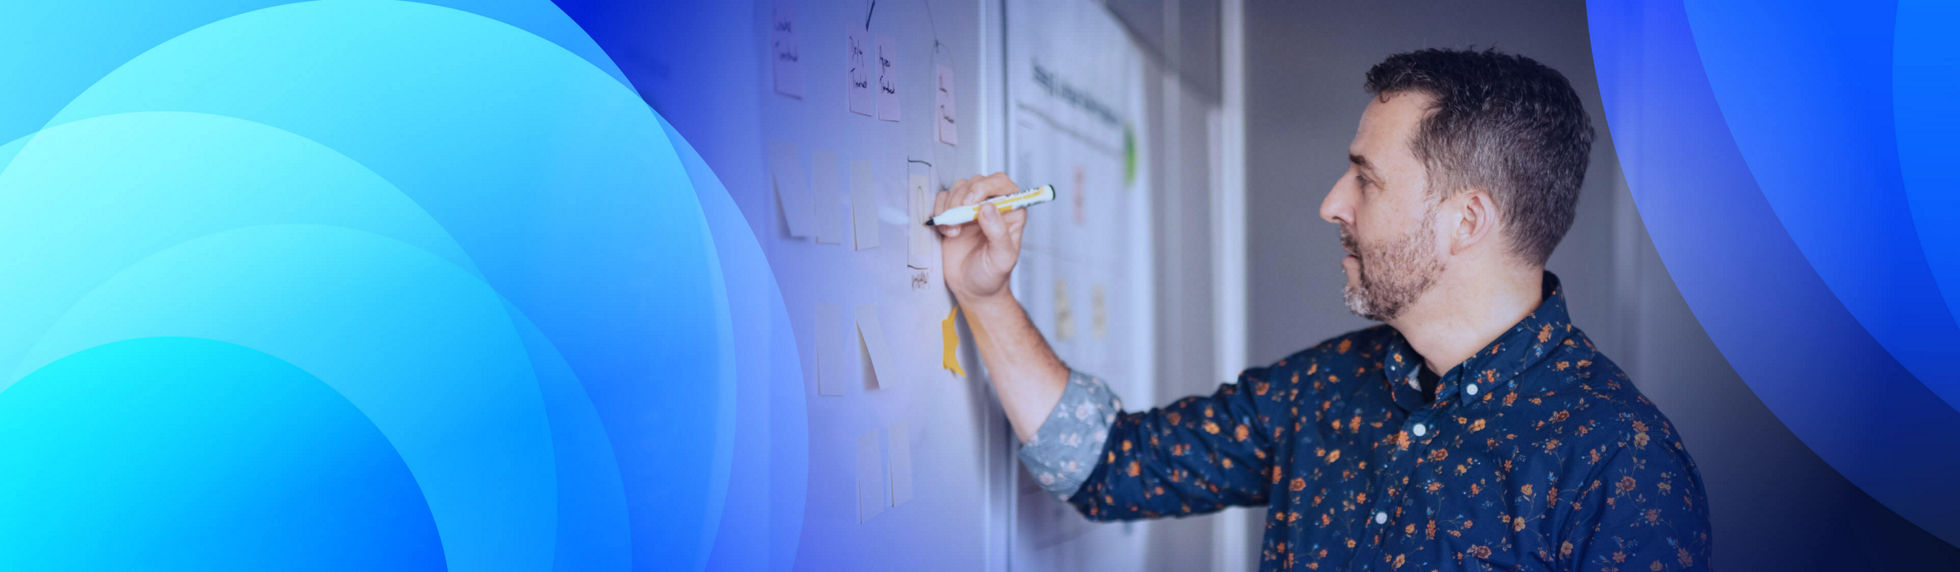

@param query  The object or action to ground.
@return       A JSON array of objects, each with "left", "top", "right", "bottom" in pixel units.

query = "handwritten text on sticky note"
[
  {"left": 876, "top": 36, "right": 900, "bottom": 121},
  {"left": 770, "top": 1, "right": 803, "bottom": 98},
  {"left": 847, "top": 28, "right": 873, "bottom": 116}
]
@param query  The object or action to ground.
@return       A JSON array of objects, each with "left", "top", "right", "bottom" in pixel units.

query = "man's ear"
[{"left": 1450, "top": 189, "right": 1498, "bottom": 255}]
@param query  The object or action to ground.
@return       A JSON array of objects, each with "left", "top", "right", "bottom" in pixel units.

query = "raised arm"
[
  {"left": 933, "top": 173, "right": 1069, "bottom": 444},
  {"left": 935, "top": 173, "right": 1291, "bottom": 517}
]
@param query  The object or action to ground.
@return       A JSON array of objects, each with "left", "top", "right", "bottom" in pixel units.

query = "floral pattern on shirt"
[
  {"left": 1035, "top": 272, "right": 1712, "bottom": 570},
  {"left": 1020, "top": 370, "right": 1123, "bottom": 497}
]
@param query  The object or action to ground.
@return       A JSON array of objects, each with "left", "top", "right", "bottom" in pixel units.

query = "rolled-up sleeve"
[
  {"left": 1016, "top": 369, "right": 1123, "bottom": 499},
  {"left": 1065, "top": 365, "right": 1287, "bottom": 521}
]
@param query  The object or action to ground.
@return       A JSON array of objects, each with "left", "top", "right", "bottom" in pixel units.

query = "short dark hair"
[{"left": 1364, "top": 48, "right": 1594, "bottom": 266}]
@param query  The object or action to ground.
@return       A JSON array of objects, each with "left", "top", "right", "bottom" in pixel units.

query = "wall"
[
  {"left": 554, "top": 0, "right": 1251, "bottom": 569},
  {"left": 559, "top": 1, "right": 1012, "bottom": 569},
  {"left": 1242, "top": 1, "right": 1960, "bottom": 569}
]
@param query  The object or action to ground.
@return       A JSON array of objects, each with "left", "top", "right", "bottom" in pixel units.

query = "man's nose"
[{"left": 1319, "top": 182, "right": 1348, "bottom": 226}]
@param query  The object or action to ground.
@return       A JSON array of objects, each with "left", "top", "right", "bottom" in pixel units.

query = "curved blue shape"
[
  {"left": 0, "top": 0, "right": 807, "bottom": 567},
  {"left": 0, "top": 111, "right": 484, "bottom": 376},
  {"left": 0, "top": 1, "right": 270, "bottom": 145},
  {"left": 661, "top": 115, "right": 811, "bottom": 570},
  {"left": 0, "top": 113, "right": 581, "bottom": 569},
  {"left": 0, "top": 1, "right": 628, "bottom": 148},
  {"left": 19, "top": 224, "right": 564, "bottom": 569},
  {"left": 0, "top": 337, "right": 445, "bottom": 570},
  {"left": 1682, "top": 0, "right": 1960, "bottom": 414},
  {"left": 38, "top": 2, "right": 738, "bottom": 566},
  {"left": 0, "top": 0, "right": 804, "bottom": 567},
  {"left": 1894, "top": 1, "right": 1960, "bottom": 331},
  {"left": 1589, "top": 0, "right": 1960, "bottom": 545},
  {"left": 505, "top": 304, "right": 634, "bottom": 570}
]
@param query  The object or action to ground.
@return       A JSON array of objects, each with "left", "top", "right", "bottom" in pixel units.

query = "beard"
[{"left": 1340, "top": 209, "right": 1445, "bottom": 322}]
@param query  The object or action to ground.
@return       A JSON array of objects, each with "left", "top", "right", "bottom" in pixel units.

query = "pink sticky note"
[{"left": 936, "top": 65, "right": 958, "bottom": 145}]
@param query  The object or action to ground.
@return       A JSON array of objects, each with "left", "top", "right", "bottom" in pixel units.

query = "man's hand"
[
  {"left": 932, "top": 172, "right": 1063, "bottom": 443},
  {"left": 933, "top": 173, "right": 1028, "bottom": 307}
]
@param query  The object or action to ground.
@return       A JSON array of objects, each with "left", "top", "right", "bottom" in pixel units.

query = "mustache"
[{"left": 1339, "top": 229, "right": 1360, "bottom": 257}]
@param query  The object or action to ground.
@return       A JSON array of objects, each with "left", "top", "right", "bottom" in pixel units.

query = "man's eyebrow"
[{"left": 1349, "top": 153, "right": 1375, "bottom": 174}]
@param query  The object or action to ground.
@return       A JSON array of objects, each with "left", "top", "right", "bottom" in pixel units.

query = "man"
[{"left": 933, "top": 49, "right": 1711, "bottom": 570}]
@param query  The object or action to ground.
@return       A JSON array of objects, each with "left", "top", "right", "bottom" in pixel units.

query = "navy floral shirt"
[{"left": 1019, "top": 273, "right": 1711, "bottom": 570}]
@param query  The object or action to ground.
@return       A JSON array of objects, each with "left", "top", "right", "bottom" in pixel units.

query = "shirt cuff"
[{"left": 1016, "top": 369, "right": 1123, "bottom": 499}]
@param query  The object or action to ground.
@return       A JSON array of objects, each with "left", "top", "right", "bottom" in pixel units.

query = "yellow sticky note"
[
  {"left": 1054, "top": 278, "right": 1074, "bottom": 340},
  {"left": 942, "top": 306, "right": 965, "bottom": 377}
]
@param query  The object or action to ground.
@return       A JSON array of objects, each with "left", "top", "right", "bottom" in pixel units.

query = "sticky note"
[
  {"left": 1072, "top": 165, "right": 1087, "bottom": 225},
  {"left": 846, "top": 27, "right": 873, "bottom": 116},
  {"left": 770, "top": 1, "right": 803, "bottom": 98},
  {"left": 1054, "top": 277, "right": 1075, "bottom": 340},
  {"left": 769, "top": 141, "right": 816, "bottom": 237},
  {"left": 856, "top": 429, "right": 885, "bottom": 522},
  {"left": 942, "top": 306, "right": 965, "bottom": 377},
  {"left": 856, "top": 303, "right": 893, "bottom": 389},
  {"left": 850, "top": 160, "right": 879, "bottom": 250},
  {"left": 812, "top": 150, "right": 844, "bottom": 244},
  {"left": 1092, "top": 283, "right": 1108, "bottom": 340},
  {"left": 935, "top": 65, "right": 958, "bottom": 145},
  {"left": 876, "top": 36, "right": 900, "bottom": 122},
  {"left": 907, "top": 166, "right": 934, "bottom": 269},
  {"left": 889, "top": 419, "right": 914, "bottom": 506},
  {"left": 815, "top": 303, "right": 845, "bottom": 396}
]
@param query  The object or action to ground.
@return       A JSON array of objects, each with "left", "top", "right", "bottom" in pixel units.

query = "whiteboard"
[
  {"left": 1005, "top": 1, "right": 1158, "bottom": 570},
  {"left": 637, "top": 0, "right": 1161, "bottom": 568},
  {"left": 743, "top": 0, "right": 1009, "bottom": 569}
]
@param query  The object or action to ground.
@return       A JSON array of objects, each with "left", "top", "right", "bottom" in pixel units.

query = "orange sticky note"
[{"left": 942, "top": 306, "right": 965, "bottom": 377}]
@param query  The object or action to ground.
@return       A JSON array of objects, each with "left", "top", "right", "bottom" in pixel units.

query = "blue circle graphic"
[{"left": 0, "top": 1, "right": 807, "bottom": 569}]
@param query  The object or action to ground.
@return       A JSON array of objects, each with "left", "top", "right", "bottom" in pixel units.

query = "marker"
[{"left": 924, "top": 184, "right": 1057, "bottom": 227}]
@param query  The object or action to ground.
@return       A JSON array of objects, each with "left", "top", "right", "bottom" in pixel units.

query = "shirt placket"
[{"left": 1366, "top": 366, "right": 1452, "bottom": 550}]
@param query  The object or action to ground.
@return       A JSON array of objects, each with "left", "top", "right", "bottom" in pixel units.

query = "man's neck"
[{"left": 1390, "top": 267, "right": 1544, "bottom": 375}]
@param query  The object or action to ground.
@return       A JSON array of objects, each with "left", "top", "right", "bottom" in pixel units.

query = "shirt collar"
[{"left": 1380, "top": 271, "right": 1574, "bottom": 410}]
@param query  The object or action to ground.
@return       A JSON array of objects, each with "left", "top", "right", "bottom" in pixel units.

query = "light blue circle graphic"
[
  {"left": 0, "top": 337, "right": 446, "bottom": 570},
  {"left": 0, "top": 0, "right": 806, "bottom": 569}
]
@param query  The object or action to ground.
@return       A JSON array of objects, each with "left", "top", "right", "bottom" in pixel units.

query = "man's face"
[{"left": 1319, "top": 92, "right": 1448, "bottom": 322}]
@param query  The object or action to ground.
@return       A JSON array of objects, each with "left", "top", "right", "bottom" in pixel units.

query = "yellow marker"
[
  {"left": 941, "top": 306, "right": 965, "bottom": 377},
  {"left": 923, "top": 185, "right": 1057, "bottom": 227}
]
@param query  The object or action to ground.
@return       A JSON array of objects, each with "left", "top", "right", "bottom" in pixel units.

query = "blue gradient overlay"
[
  {"left": 3, "top": 0, "right": 1955, "bottom": 568},
  {"left": 0, "top": 1, "right": 803, "bottom": 569},
  {"left": 1589, "top": 0, "right": 1960, "bottom": 547}
]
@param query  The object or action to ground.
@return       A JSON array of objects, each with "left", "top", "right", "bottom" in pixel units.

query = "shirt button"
[
  {"left": 1465, "top": 384, "right": 1479, "bottom": 397},
  {"left": 1411, "top": 423, "right": 1427, "bottom": 437},
  {"left": 1374, "top": 511, "right": 1388, "bottom": 525}
]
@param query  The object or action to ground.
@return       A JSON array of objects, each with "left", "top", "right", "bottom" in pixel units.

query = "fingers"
[
  {"left": 961, "top": 176, "right": 988, "bottom": 205},
  {"left": 972, "top": 172, "right": 1020, "bottom": 202},
  {"left": 931, "top": 187, "right": 955, "bottom": 237},
  {"left": 1003, "top": 206, "right": 1028, "bottom": 245},
  {"left": 937, "top": 177, "right": 971, "bottom": 215},
  {"left": 935, "top": 177, "right": 973, "bottom": 237},
  {"left": 937, "top": 173, "right": 1022, "bottom": 238},
  {"left": 978, "top": 204, "right": 1020, "bottom": 267},
  {"left": 977, "top": 203, "right": 1007, "bottom": 259},
  {"left": 977, "top": 200, "right": 1006, "bottom": 241}
]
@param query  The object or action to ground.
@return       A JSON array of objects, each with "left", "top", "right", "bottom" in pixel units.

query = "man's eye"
[{"left": 1356, "top": 175, "right": 1370, "bottom": 188}]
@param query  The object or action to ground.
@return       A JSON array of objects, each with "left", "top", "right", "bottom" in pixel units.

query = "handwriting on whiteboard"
[
  {"left": 847, "top": 28, "right": 873, "bottom": 115},
  {"left": 770, "top": 2, "right": 802, "bottom": 97},
  {"left": 876, "top": 36, "right": 900, "bottom": 121},
  {"left": 936, "top": 65, "right": 958, "bottom": 145}
]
